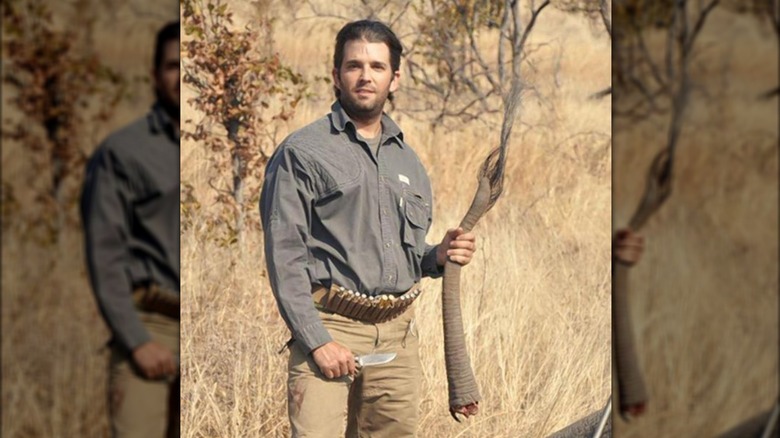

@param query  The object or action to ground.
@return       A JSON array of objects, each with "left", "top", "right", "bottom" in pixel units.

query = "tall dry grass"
[
  {"left": 181, "top": 2, "right": 612, "bottom": 436},
  {"left": 1, "top": 3, "right": 177, "bottom": 437}
]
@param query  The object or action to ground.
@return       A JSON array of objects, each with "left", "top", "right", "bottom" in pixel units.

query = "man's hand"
[
  {"left": 623, "top": 402, "right": 647, "bottom": 418},
  {"left": 437, "top": 228, "right": 477, "bottom": 267},
  {"left": 614, "top": 228, "right": 645, "bottom": 266},
  {"left": 132, "top": 341, "right": 177, "bottom": 380},
  {"left": 311, "top": 341, "right": 356, "bottom": 379}
]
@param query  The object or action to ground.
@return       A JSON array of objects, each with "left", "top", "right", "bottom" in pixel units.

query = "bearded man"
[
  {"left": 260, "top": 20, "right": 477, "bottom": 437},
  {"left": 81, "top": 21, "right": 181, "bottom": 438}
]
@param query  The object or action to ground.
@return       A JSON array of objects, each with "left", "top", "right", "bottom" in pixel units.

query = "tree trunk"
[
  {"left": 232, "top": 151, "right": 244, "bottom": 247},
  {"left": 227, "top": 117, "right": 245, "bottom": 249}
]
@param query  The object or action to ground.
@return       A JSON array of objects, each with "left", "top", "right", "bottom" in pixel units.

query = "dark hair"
[
  {"left": 154, "top": 21, "right": 180, "bottom": 71},
  {"left": 333, "top": 20, "right": 402, "bottom": 100}
]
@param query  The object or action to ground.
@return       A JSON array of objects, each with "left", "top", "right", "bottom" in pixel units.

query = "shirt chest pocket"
[{"left": 401, "top": 189, "right": 430, "bottom": 256}]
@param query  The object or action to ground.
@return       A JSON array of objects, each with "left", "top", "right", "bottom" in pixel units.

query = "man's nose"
[{"left": 358, "top": 66, "right": 372, "bottom": 81}]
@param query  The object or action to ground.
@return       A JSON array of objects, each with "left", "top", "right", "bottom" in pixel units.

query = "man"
[
  {"left": 81, "top": 21, "right": 180, "bottom": 438},
  {"left": 260, "top": 20, "right": 477, "bottom": 437}
]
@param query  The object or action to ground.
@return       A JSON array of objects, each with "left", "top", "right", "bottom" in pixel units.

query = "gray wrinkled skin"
[{"left": 546, "top": 409, "right": 612, "bottom": 438}]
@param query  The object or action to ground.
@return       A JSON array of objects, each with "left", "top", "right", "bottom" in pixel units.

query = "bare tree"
[
  {"left": 399, "top": 0, "right": 554, "bottom": 126},
  {"left": 612, "top": 0, "right": 722, "bottom": 123}
]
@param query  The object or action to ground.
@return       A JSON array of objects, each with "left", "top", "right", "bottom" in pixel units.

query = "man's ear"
[
  {"left": 151, "top": 68, "right": 161, "bottom": 90},
  {"left": 332, "top": 68, "right": 341, "bottom": 92},
  {"left": 389, "top": 69, "right": 400, "bottom": 93}
]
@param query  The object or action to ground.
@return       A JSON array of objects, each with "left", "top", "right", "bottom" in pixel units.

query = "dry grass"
[
  {"left": 181, "top": 2, "right": 612, "bottom": 437},
  {"left": 1, "top": 233, "right": 111, "bottom": 437}
]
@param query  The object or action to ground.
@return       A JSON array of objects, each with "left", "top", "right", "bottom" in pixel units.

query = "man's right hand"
[
  {"left": 311, "top": 341, "right": 355, "bottom": 379},
  {"left": 132, "top": 341, "right": 177, "bottom": 380},
  {"left": 614, "top": 228, "right": 645, "bottom": 266}
]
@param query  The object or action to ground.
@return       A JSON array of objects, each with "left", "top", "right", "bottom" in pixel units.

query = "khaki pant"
[
  {"left": 287, "top": 307, "right": 421, "bottom": 438},
  {"left": 109, "top": 311, "right": 180, "bottom": 438}
]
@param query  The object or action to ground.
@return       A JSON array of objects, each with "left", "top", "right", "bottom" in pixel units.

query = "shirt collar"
[
  {"left": 329, "top": 100, "right": 405, "bottom": 147},
  {"left": 148, "top": 101, "right": 180, "bottom": 143}
]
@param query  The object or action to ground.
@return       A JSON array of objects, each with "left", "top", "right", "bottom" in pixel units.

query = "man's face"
[
  {"left": 333, "top": 39, "right": 399, "bottom": 121},
  {"left": 153, "top": 39, "right": 180, "bottom": 114}
]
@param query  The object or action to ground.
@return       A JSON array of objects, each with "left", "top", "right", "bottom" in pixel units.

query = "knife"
[{"left": 355, "top": 352, "right": 397, "bottom": 368}]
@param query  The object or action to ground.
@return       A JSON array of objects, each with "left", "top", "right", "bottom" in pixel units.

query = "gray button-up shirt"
[
  {"left": 260, "top": 101, "right": 443, "bottom": 355},
  {"left": 81, "top": 102, "right": 180, "bottom": 352}
]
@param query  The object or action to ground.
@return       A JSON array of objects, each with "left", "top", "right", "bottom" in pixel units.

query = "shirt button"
[
  {"left": 387, "top": 275, "right": 393, "bottom": 281},
  {"left": 385, "top": 242, "right": 391, "bottom": 248}
]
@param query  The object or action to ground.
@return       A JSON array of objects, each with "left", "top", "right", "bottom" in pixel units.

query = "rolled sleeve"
[
  {"left": 80, "top": 148, "right": 151, "bottom": 351},
  {"left": 421, "top": 243, "right": 445, "bottom": 279},
  {"left": 260, "top": 145, "right": 332, "bottom": 355}
]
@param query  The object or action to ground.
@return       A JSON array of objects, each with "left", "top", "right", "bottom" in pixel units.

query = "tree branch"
[
  {"left": 685, "top": 0, "right": 720, "bottom": 54},
  {"left": 516, "top": 0, "right": 551, "bottom": 58},
  {"left": 599, "top": 0, "right": 611, "bottom": 38}
]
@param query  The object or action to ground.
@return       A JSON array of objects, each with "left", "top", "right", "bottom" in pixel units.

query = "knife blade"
[{"left": 355, "top": 353, "right": 397, "bottom": 368}]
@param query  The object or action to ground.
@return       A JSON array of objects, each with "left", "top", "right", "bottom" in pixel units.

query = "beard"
[
  {"left": 156, "top": 88, "right": 180, "bottom": 122},
  {"left": 339, "top": 87, "right": 390, "bottom": 122}
]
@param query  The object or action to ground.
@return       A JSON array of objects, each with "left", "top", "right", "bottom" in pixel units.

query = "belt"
[
  {"left": 312, "top": 283, "right": 422, "bottom": 324},
  {"left": 132, "top": 284, "right": 180, "bottom": 320}
]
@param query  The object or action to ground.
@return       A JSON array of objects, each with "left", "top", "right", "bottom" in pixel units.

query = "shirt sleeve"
[
  {"left": 80, "top": 148, "right": 151, "bottom": 352},
  {"left": 421, "top": 243, "right": 445, "bottom": 278},
  {"left": 260, "top": 145, "right": 332, "bottom": 355}
]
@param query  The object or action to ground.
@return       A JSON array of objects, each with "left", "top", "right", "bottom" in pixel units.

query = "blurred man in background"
[{"left": 80, "top": 21, "right": 180, "bottom": 438}]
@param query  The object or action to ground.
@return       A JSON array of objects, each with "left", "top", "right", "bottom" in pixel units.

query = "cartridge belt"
[
  {"left": 312, "top": 282, "right": 421, "bottom": 324},
  {"left": 132, "top": 283, "right": 180, "bottom": 320}
]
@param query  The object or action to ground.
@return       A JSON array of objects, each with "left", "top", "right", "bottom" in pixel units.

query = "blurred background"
[
  {"left": 612, "top": 0, "right": 778, "bottom": 436},
  {"left": 2, "top": 1, "right": 178, "bottom": 436}
]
